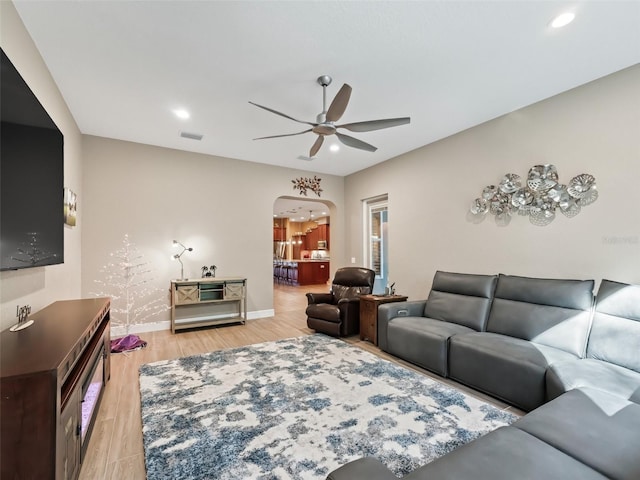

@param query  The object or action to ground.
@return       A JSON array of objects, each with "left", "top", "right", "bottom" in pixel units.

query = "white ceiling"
[
  {"left": 12, "top": 1, "right": 640, "bottom": 177},
  {"left": 273, "top": 197, "right": 332, "bottom": 221}
]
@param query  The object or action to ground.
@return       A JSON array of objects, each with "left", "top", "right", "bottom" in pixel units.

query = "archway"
[{"left": 272, "top": 196, "right": 335, "bottom": 309}]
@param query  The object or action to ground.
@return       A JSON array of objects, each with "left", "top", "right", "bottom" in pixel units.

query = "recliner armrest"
[
  {"left": 306, "top": 292, "right": 334, "bottom": 305},
  {"left": 336, "top": 297, "right": 361, "bottom": 305},
  {"left": 378, "top": 300, "right": 427, "bottom": 350}
]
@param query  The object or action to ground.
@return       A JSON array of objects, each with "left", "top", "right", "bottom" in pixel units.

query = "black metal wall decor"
[{"left": 292, "top": 176, "right": 323, "bottom": 197}]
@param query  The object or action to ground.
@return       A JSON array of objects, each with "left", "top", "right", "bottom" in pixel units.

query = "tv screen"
[{"left": 1, "top": 48, "right": 64, "bottom": 271}]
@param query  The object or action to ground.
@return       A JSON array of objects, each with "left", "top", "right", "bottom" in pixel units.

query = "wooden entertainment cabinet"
[{"left": 1, "top": 298, "right": 111, "bottom": 480}]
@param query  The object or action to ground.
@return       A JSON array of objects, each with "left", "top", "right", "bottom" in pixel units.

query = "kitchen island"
[{"left": 294, "top": 260, "right": 330, "bottom": 285}]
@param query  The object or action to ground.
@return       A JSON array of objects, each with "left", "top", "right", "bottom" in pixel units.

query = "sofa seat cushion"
[
  {"left": 387, "top": 317, "right": 474, "bottom": 377},
  {"left": 449, "top": 332, "right": 577, "bottom": 411},
  {"left": 402, "top": 426, "right": 607, "bottom": 480},
  {"left": 306, "top": 303, "right": 341, "bottom": 323},
  {"left": 513, "top": 388, "right": 640, "bottom": 480},
  {"left": 546, "top": 358, "right": 640, "bottom": 403}
]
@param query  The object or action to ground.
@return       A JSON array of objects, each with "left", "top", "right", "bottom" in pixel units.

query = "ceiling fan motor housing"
[{"left": 317, "top": 75, "right": 332, "bottom": 87}]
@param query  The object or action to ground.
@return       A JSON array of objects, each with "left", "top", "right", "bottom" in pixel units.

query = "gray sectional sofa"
[
  {"left": 328, "top": 387, "right": 640, "bottom": 480},
  {"left": 326, "top": 271, "right": 640, "bottom": 480}
]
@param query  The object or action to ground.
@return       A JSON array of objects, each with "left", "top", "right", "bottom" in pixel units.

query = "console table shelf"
[{"left": 171, "top": 277, "right": 247, "bottom": 333}]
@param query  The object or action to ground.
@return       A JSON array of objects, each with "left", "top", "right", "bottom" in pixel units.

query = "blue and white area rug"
[{"left": 139, "top": 334, "right": 516, "bottom": 479}]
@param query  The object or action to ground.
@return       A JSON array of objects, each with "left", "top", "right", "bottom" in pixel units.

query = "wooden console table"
[
  {"left": 360, "top": 294, "right": 408, "bottom": 345},
  {"left": 171, "top": 277, "right": 247, "bottom": 332},
  {"left": 1, "top": 298, "right": 111, "bottom": 480}
]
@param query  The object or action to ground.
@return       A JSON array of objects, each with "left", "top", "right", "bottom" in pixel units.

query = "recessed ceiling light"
[
  {"left": 173, "top": 109, "right": 190, "bottom": 119},
  {"left": 329, "top": 144, "right": 340, "bottom": 152},
  {"left": 551, "top": 12, "right": 575, "bottom": 28}
]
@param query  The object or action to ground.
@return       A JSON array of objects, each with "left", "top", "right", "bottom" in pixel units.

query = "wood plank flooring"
[{"left": 79, "top": 282, "right": 522, "bottom": 480}]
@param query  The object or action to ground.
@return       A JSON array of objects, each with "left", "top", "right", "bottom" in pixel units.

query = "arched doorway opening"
[{"left": 272, "top": 196, "right": 334, "bottom": 310}]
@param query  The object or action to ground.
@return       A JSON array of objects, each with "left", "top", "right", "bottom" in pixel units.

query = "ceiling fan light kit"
[{"left": 250, "top": 75, "right": 410, "bottom": 158}]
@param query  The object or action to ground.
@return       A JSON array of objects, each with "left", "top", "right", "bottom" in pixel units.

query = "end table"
[{"left": 360, "top": 294, "right": 408, "bottom": 345}]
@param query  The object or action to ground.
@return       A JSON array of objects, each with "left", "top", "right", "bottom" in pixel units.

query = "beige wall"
[
  {"left": 345, "top": 65, "right": 640, "bottom": 301},
  {"left": 2, "top": 0, "right": 638, "bottom": 331},
  {"left": 81, "top": 136, "right": 345, "bottom": 331},
  {"left": 0, "top": 2, "right": 83, "bottom": 330}
]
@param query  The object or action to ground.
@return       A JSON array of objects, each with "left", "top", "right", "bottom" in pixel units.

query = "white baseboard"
[
  {"left": 248, "top": 309, "right": 275, "bottom": 320},
  {"left": 110, "top": 308, "right": 276, "bottom": 337}
]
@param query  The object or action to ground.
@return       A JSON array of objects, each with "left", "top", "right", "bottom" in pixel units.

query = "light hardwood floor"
[{"left": 79, "top": 283, "right": 522, "bottom": 480}]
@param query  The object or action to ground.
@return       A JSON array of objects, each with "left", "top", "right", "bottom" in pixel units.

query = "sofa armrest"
[
  {"left": 326, "top": 457, "right": 397, "bottom": 480},
  {"left": 378, "top": 300, "right": 427, "bottom": 351},
  {"left": 306, "top": 292, "right": 334, "bottom": 305}
]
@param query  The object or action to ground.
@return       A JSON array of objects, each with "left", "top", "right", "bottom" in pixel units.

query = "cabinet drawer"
[
  {"left": 175, "top": 285, "right": 199, "bottom": 304},
  {"left": 224, "top": 283, "right": 244, "bottom": 299}
]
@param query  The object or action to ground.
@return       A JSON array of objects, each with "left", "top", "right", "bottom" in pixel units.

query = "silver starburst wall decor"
[{"left": 470, "top": 164, "right": 598, "bottom": 227}]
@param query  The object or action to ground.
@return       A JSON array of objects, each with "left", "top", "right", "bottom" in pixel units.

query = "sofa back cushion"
[
  {"left": 588, "top": 279, "right": 640, "bottom": 373},
  {"left": 424, "top": 271, "right": 498, "bottom": 331},
  {"left": 486, "top": 274, "right": 594, "bottom": 356}
]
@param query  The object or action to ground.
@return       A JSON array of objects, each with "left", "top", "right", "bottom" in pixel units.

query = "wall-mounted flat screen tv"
[{"left": 1, "top": 48, "right": 64, "bottom": 271}]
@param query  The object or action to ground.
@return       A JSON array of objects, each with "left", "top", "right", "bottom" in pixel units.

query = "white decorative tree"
[{"left": 93, "top": 234, "right": 168, "bottom": 337}]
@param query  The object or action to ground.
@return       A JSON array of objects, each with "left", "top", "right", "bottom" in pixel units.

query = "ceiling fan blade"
[
  {"left": 338, "top": 117, "right": 411, "bottom": 132},
  {"left": 309, "top": 135, "right": 324, "bottom": 157},
  {"left": 326, "top": 84, "right": 352, "bottom": 123},
  {"left": 253, "top": 129, "right": 312, "bottom": 140},
  {"left": 249, "top": 101, "right": 315, "bottom": 126},
  {"left": 335, "top": 132, "right": 377, "bottom": 152}
]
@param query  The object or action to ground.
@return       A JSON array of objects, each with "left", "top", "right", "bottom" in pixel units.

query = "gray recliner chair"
[{"left": 306, "top": 267, "right": 375, "bottom": 337}]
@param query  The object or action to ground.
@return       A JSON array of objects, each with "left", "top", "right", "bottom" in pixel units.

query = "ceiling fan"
[{"left": 249, "top": 75, "right": 410, "bottom": 157}]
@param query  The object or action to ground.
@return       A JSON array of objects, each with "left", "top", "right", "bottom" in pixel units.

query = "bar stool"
[
  {"left": 288, "top": 262, "right": 298, "bottom": 284},
  {"left": 281, "top": 262, "right": 292, "bottom": 284}
]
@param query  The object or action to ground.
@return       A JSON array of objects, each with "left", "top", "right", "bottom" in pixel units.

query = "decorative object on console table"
[
  {"left": 172, "top": 239, "right": 193, "bottom": 280},
  {"left": 1, "top": 298, "right": 111, "bottom": 480},
  {"left": 359, "top": 294, "right": 408, "bottom": 345},
  {"left": 201, "top": 265, "right": 217, "bottom": 278},
  {"left": 171, "top": 277, "right": 247, "bottom": 333},
  {"left": 9, "top": 304, "right": 33, "bottom": 332}
]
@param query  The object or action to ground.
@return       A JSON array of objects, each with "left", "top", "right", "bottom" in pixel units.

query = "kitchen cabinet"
[
  {"left": 292, "top": 234, "right": 305, "bottom": 259},
  {"left": 273, "top": 226, "right": 286, "bottom": 241},
  {"left": 317, "top": 224, "right": 330, "bottom": 249},
  {"left": 304, "top": 225, "right": 329, "bottom": 250},
  {"left": 304, "top": 228, "right": 315, "bottom": 249}
]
